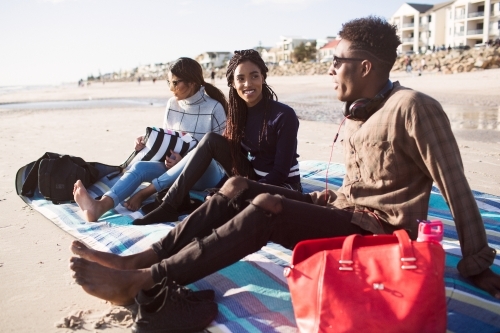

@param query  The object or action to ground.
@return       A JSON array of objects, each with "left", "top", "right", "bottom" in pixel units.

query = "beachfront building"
[
  {"left": 444, "top": 0, "right": 500, "bottom": 48},
  {"left": 390, "top": 3, "right": 440, "bottom": 54},
  {"left": 195, "top": 52, "right": 233, "bottom": 69},
  {"left": 259, "top": 47, "right": 279, "bottom": 64},
  {"left": 318, "top": 39, "right": 340, "bottom": 63},
  {"left": 275, "top": 36, "right": 316, "bottom": 64},
  {"left": 390, "top": 1, "right": 500, "bottom": 53}
]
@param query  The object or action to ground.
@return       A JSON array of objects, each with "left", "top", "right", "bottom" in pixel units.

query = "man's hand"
[
  {"left": 468, "top": 268, "right": 500, "bottom": 299},
  {"left": 165, "top": 150, "right": 182, "bottom": 169},
  {"left": 135, "top": 135, "right": 146, "bottom": 151}
]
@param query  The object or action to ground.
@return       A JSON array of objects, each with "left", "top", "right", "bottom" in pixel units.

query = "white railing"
[
  {"left": 467, "top": 29, "right": 483, "bottom": 35},
  {"left": 402, "top": 23, "right": 414, "bottom": 28},
  {"left": 402, "top": 38, "right": 414, "bottom": 43},
  {"left": 455, "top": 14, "right": 465, "bottom": 20},
  {"left": 468, "top": 11, "right": 484, "bottom": 18}
]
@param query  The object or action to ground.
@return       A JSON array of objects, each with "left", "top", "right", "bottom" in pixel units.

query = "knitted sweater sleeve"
[
  {"left": 211, "top": 102, "right": 227, "bottom": 135},
  {"left": 162, "top": 98, "right": 173, "bottom": 130}
]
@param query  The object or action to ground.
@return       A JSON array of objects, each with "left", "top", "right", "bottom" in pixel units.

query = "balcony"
[
  {"left": 402, "top": 38, "right": 415, "bottom": 43},
  {"left": 456, "top": 31, "right": 465, "bottom": 36},
  {"left": 468, "top": 11, "right": 484, "bottom": 18},
  {"left": 455, "top": 14, "right": 466, "bottom": 20},
  {"left": 402, "top": 23, "right": 414, "bottom": 28},
  {"left": 467, "top": 29, "right": 484, "bottom": 35}
]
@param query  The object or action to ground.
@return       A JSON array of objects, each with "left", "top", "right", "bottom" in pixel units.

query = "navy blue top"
[{"left": 242, "top": 98, "right": 300, "bottom": 186}]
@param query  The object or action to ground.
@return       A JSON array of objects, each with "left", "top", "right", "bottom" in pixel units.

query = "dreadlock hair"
[
  {"left": 224, "top": 49, "right": 278, "bottom": 177},
  {"left": 169, "top": 57, "right": 228, "bottom": 112},
  {"left": 339, "top": 16, "right": 401, "bottom": 74}
]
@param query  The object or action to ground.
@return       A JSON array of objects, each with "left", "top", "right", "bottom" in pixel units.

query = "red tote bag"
[{"left": 284, "top": 230, "right": 446, "bottom": 333}]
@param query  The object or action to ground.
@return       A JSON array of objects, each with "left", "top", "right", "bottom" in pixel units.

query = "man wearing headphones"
[{"left": 70, "top": 16, "right": 500, "bottom": 314}]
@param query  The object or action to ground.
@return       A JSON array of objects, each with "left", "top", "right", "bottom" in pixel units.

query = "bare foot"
[
  {"left": 71, "top": 240, "right": 160, "bottom": 270},
  {"left": 73, "top": 180, "right": 112, "bottom": 222},
  {"left": 123, "top": 192, "right": 146, "bottom": 211},
  {"left": 71, "top": 240, "right": 125, "bottom": 269},
  {"left": 70, "top": 257, "right": 154, "bottom": 306},
  {"left": 123, "top": 186, "right": 156, "bottom": 211}
]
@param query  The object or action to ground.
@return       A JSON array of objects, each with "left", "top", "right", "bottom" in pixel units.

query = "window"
[
  {"left": 284, "top": 44, "right": 289, "bottom": 50},
  {"left": 428, "top": 15, "right": 432, "bottom": 23},
  {"left": 429, "top": 31, "right": 432, "bottom": 37}
]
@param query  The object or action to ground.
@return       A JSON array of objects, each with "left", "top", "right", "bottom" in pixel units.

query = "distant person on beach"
[
  {"left": 418, "top": 58, "right": 426, "bottom": 76},
  {"left": 210, "top": 69, "right": 215, "bottom": 84},
  {"left": 70, "top": 17, "right": 500, "bottom": 328},
  {"left": 73, "top": 57, "right": 228, "bottom": 222},
  {"left": 131, "top": 49, "right": 302, "bottom": 225},
  {"left": 405, "top": 55, "right": 412, "bottom": 73}
]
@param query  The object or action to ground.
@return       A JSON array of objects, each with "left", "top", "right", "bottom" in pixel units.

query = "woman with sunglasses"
[
  {"left": 134, "top": 49, "right": 301, "bottom": 225},
  {"left": 73, "top": 57, "right": 228, "bottom": 222}
]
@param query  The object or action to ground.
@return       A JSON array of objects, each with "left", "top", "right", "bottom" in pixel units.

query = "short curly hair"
[{"left": 339, "top": 16, "right": 401, "bottom": 73}]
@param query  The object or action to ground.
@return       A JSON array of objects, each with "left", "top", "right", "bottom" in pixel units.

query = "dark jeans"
[
  {"left": 162, "top": 132, "right": 257, "bottom": 210},
  {"left": 150, "top": 178, "right": 370, "bottom": 285}
]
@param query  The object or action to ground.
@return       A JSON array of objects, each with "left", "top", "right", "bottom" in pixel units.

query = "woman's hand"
[
  {"left": 135, "top": 135, "right": 146, "bottom": 151},
  {"left": 165, "top": 150, "right": 182, "bottom": 169}
]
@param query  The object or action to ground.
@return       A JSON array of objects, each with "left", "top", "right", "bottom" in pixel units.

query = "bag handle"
[{"left": 339, "top": 230, "right": 417, "bottom": 271}]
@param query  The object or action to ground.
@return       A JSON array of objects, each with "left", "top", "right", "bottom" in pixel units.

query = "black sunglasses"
[
  {"left": 332, "top": 56, "right": 365, "bottom": 69},
  {"left": 167, "top": 79, "right": 184, "bottom": 87}
]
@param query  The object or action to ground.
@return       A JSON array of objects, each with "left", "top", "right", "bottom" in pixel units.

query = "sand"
[{"left": 0, "top": 70, "right": 499, "bottom": 332}]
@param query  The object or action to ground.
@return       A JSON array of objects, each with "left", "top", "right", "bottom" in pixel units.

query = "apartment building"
[
  {"left": 195, "top": 52, "right": 233, "bottom": 70},
  {"left": 391, "top": 2, "right": 450, "bottom": 54},
  {"left": 275, "top": 36, "right": 316, "bottom": 63},
  {"left": 391, "top": 1, "right": 500, "bottom": 54},
  {"left": 445, "top": 0, "right": 500, "bottom": 47}
]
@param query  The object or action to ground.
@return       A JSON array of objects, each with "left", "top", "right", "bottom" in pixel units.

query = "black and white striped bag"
[{"left": 122, "top": 127, "right": 198, "bottom": 169}]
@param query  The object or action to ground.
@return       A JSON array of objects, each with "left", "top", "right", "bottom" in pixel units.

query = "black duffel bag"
[{"left": 18, "top": 152, "right": 121, "bottom": 204}]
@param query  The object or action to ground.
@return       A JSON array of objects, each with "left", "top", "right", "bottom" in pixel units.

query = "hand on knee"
[
  {"left": 253, "top": 193, "right": 283, "bottom": 215},
  {"left": 219, "top": 176, "right": 249, "bottom": 199}
]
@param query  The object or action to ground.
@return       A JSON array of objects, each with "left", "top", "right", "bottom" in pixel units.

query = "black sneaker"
[
  {"left": 136, "top": 278, "right": 215, "bottom": 304},
  {"left": 132, "top": 279, "right": 218, "bottom": 333}
]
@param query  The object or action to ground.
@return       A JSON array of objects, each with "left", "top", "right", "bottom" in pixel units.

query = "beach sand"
[{"left": 1, "top": 70, "right": 499, "bottom": 332}]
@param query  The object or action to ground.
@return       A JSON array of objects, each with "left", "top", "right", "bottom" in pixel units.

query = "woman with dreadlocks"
[
  {"left": 73, "top": 57, "right": 228, "bottom": 222},
  {"left": 133, "top": 49, "right": 301, "bottom": 225}
]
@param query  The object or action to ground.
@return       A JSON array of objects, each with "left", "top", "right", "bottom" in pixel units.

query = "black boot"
[
  {"left": 135, "top": 193, "right": 194, "bottom": 225},
  {"left": 132, "top": 278, "right": 218, "bottom": 333},
  {"left": 133, "top": 201, "right": 180, "bottom": 225}
]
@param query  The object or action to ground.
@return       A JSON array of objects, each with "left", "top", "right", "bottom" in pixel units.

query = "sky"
[{"left": 0, "top": 0, "right": 445, "bottom": 86}]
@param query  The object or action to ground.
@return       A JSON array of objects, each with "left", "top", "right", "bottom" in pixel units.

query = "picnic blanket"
[{"left": 15, "top": 160, "right": 500, "bottom": 332}]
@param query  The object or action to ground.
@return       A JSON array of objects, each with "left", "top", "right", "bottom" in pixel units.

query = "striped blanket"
[{"left": 15, "top": 160, "right": 500, "bottom": 332}]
